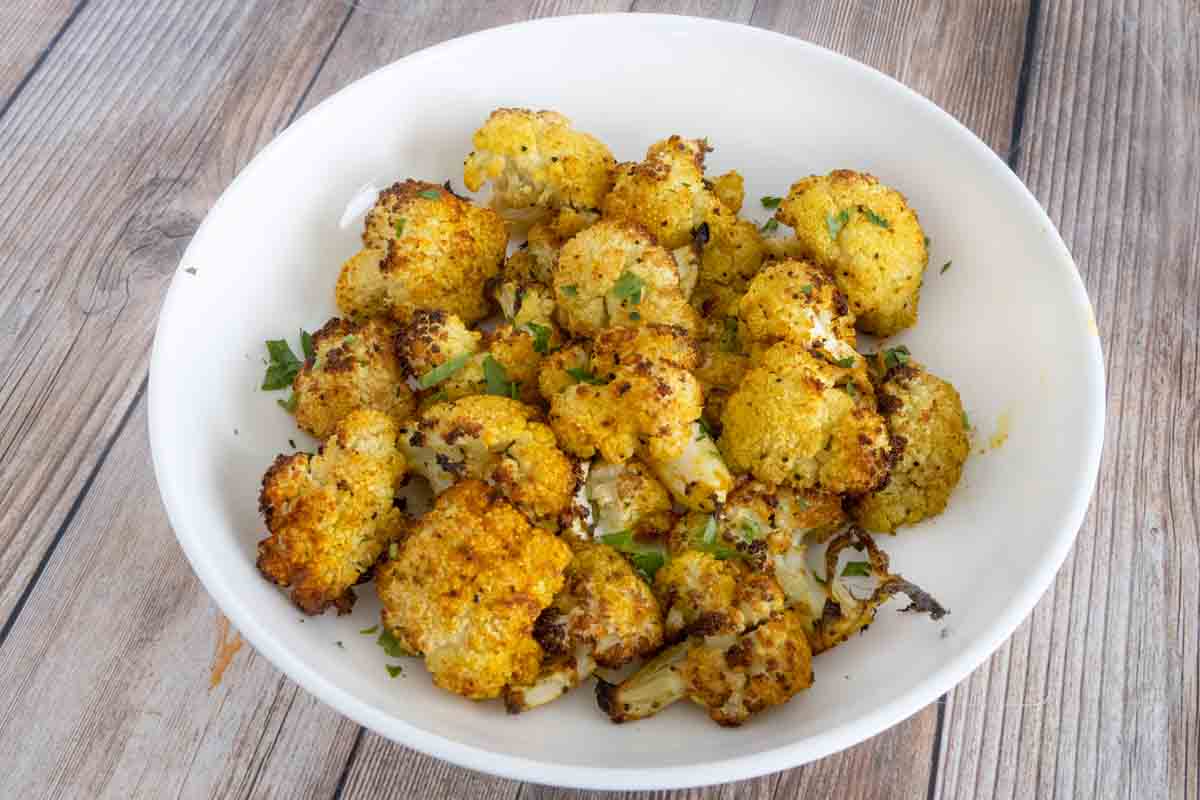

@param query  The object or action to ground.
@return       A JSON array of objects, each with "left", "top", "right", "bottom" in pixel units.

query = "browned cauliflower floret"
[
  {"left": 696, "top": 217, "right": 766, "bottom": 292},
  {"left": 376, "top": 480, "right": 572, "bottom": 699},
  {"left": 849, "top": 349, "right": 969, "bottom": 532},
  {"left": 585, "top": 459, "right": 673, "bottom": 537},
  {"left": 694, "top": 340, "right": 750, "bottom": 430},
  {"left": 504, "top": 543, "right": 664, "bottom": 712},
  {"left": 463, "top": 109, "right": 615, "bottom": 220},
  {"left": 595, "top": 607, "right": 814, "bottom": 726},
  {"left": 710, "top": 170, "right": 745, "bottom": 213},
  {"left": 537, "top": 342, "right": 590, "bottom": 401},
  {"left": 553, "top": 219, "right": 699, "bottom": 337},
  {"left": 602, "top": 136, "right": 735, "bottom": 251},
  {"left": 394, "top": 310, "right": 547, "bottom": 407},
  {"left": 737, "top": 258, "right": 858, "bottom": 363},
  {"left": 291, "top": 317, "right": 414, "bottom": 439},
  {"left": 652, "top": 549, "right": 785, "bottom": 641},
  {"left": 546, "top": 325, "right": 732, "bottom": 510},
  {"left": 773, "top": 527, "right": 948, "bottom": 655},
  {"left": 398, "top": 395, "right": 578, "bottom": 522},
  {"left": 257, "top": 409, "right": 407, "bottom": 615},
  {"left": 336, "top": 180, "right": 507, "bottom": 324},
  {"left": 775, "top": 170, "right": 928, "bottom": 336},
  {"left": 719, "top": 341, "right": 890, "bottom": 495},
  {"left": 502, "top": 207, "right": 600, "bottom": 285}
]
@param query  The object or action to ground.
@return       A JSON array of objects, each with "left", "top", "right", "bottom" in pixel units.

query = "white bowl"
[{"left": 149, "top": 13, "right": 1105, "bottom": 791}]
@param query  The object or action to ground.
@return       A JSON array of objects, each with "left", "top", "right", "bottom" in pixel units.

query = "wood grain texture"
[
  {"left": 931, "top": 2, "right": 1200, "bottom": 800},
  {"left": 0, "top": 398, "right": 362, "bottom": 798},
  {"left": 0, "top": 0, "right": 350, "bottom": 623},
  {"left": 0, "top": 0, "right": 79, "bottom": 109}
]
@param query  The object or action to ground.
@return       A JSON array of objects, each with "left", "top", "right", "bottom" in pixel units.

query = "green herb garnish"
[
  {"left": 842, "top": 560, "right": 871, "bottom": 577},
  {"left": 801, "top": 284, "right": 814, "bottom": 297},
  {"left": 262, "top": 338, "right": 304, "bottom": 390},
  {"left": 924, "top": 235, "right": 931, "bottom": 248},
  {"left": 611, "top": 271, "right": 645, "bottom": 305},
  {"left": 525, "top": 322, "right": 551, "bottom": 354},
  {"left": 600, "top": 530, "right": 667, "bottom": 583},
  {"left": 566, "top": 366, "right": 607, "bottom": 385},
  {"left": 693, "top": 516, "right": 743, "bottom": 560},
  {"left": 882, "top": 345, "right": 911, "bottom": 369},
  {"left": 832, "top": 355, "right": 856, "bottom": 368},
  {"left": 761, "top": 218, "right": 780, "bottom": 234},
  {"left": 629, "top": 311, "right": 641, "bottom": 321},
  {"left": 483, "top": 355, "right": 519, "bottom": 398},
  {"left": 962, "top": 410, "right": 970, "bottom": 429},
  {"left": 277, "top": 393, "right": 298, "bottom": 412},
  {"left": 418, "top": 353, "right": 470, "bottom": 389},
  {"left": 377, "top": 628, "right": 409, "bottom": 658},
  {"left": 359, "top": 625, "right": 379, "bottom": 635},
  {"left": 300, "top": 329, "right": 315, "bottom": 361},
  {"left": 826, "top": 209, "right": 851, "bottom": 239},
  {"left": 697, "top": 418, "right": 715, "bottom": 440},
  {"left": 394, "top": 218, "right": 406, "bottom": 238},
  {"left": 418, "top": 189, "right": 440, "bottom": 199},
  {"left": 760, "top": 195, "right": 783, "bottom": 209},
  {"left": 842, "top": 382, "right": 859, "bottom": 399},
  {"left": 941, "top": 260, "right": 952, "bottom": 274},
  {"left": 428, "top": 388, "right": 449, "bottom": 404},
  {"left": 862, "top": 207, "right": 890, "bottom": 229},
  {"left": 561, "top": 284, "right": 579, "bottom": 297},
  {"left": 386, "top": 664, "right": 404, "bottom": 678},
  {"left": 719, "top": 317, "right": 739, "bottom": 353},
  {"left": 388, "top": 542, "right": 399, "bottom": 560}
]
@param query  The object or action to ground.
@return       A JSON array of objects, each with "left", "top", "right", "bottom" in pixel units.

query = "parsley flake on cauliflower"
[
  {"left": 256, "top": 409, "right": 407, "bottom": 615},
  {"left": 376, "top": 479, "right": 572, "bottom": 699}
]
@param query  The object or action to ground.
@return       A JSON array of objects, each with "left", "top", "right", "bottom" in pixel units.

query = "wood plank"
[
  {"left": 0, "top": 0, "right": 351, "bottom": 623},
  {"left": 931, "top": 2, "right": 1200, "bottom": 799},
  {"left": 0, "top": 0, "right": 78, "bottom": 110},
  {"left": 0, "top": 398, "right": 362, "bottom": 798}
]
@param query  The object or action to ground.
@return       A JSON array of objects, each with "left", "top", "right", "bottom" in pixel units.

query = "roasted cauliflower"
[
  {"left": 504, "top": 542, "right": 664, "bottom": 712},
  {"left": 463, "top": 109, "right": 615, "bottom": 220},
  {"left": 501, "top": 206, "right": 600, "bottom": 286},
  {"left": 291, "top": 317, "right": 415, "bottom": 439},
  {"left": 337, "top": 180, "right": 507, "bottom": 324},
  {"left": 585, "top": 459, "right": 674, "bottom": 537},
  {"left": 720, "top": 341, "right": 890, "bottom": 495},
  {"left": 850, "top": 349, "right": 970, "bottom": 532},
  {"left": 737, "top": 258, "right": 858, "bottom": 365},
  {"left": 653, "top": 549, "right": 785, "bottom": 641},
  {"left": 553, "top": 219, "right": 700, "bottom": 337},
  {"left": 398, "top": 395, "right": 578, "bottom": 522},
  {"left": 257, "top": 409, "right": 407, "bottom": 614},
  {"left": 774, "top": 170, "right": 928, "bottom": 336},
  {"left": 376, "top": 480, "right": 572, "bottom": 699}
]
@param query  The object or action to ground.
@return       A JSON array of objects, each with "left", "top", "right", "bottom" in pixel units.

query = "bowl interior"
[{"left": 150, "top": 14, "right": 1104, "bottom": 789}]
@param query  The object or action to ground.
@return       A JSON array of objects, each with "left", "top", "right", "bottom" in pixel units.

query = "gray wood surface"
[{"left": 0, "top": 0, "right": 1194, "bottom": 798}]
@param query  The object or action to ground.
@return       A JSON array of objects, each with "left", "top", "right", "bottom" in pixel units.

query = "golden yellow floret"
[
  {"left": 393, "top": 308, "right": 481, "bottom": 377},
  {"left": 337, "top": 180, "right": 507, "bottom": 324},
  {"left": 376, "top": 480, "right": 572, "bottom": 699},
  {"left": 553, "top": 219, "right": 699, "bottom": 337},
  {"left": 652, "top": 549, "right": 785, "bottom": 641},
  {"left": 775, "top": 170, "right": 928, "bottom": 336},
  {"left": 719, "top": 341, "right": 890, "bottom": 494},
  {"left": 710, "top": 170, "right": 745, "bottom": 213},
  {"left": 292, "top": 317, "right": 415, "bottom": 440},
  {"left": 738, "top": 258, "right": 857, "bottom": 359},
  {"left": 257, "top": 409, "right": 407, "bottom": 615},
  {"left": 707, "top": 478, "right": 846, "bottom": 558},
  {"left": 398, "top": 395, "right": 578, "bottom": 522},
  {"left": 463, "top": 108, "right": 615, "bottom": 216},
  {"left": 698, "top": 217, "right": 766, "bottom": 291},
  {"left": 850, "top": 355, "right": 969, "bottom": 532}
]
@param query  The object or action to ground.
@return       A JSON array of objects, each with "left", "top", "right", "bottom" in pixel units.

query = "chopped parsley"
[
  {"left": 842, "top": 560, "right": 871, "bottom": 577},
  {"left": 184, "top": 267, "right": 197, "bottom": 275},
  {"left": 611, "top": 271, "right": 645, "bottom": 305},
  {"left": 524, "top": 322, "right": 551, "bottom": 354},
  {"left": 277, "top": 393, "right": 298, "bottom": 412},
  {"left": 882, "top": 345, "right": 911, "bottom": 369},
  {"left": 832, "top": 355, "right": 856, "bottom": 368},
  {"left": 388, "top": 542, "right": 399, "bottom": 560},
  {"left": 761, "top": 218, "right": 780, "bottom": 234},
  {"left": 394, "top": 217, "right": 406, "bottom": 238},
  {"left": 386, "top": 664, "right": 404, "bottom": 678},
  {"left": 760, "top": 195, "right": 783, "bottom": 209},
  {"left": 566, "top": 366, "right": 607, "bottom": 385},
  {"left": 359, "top": 625, "right": 379, "bottom": 635},
  {"left": 483, "top": 355, "right": 519, "bottom": 398},
  {"left": 600, "top": 530, "right": 667, "bottom": 583},
  {"left": 697, "top": 417, "right": 716, "bottom": 440},
  {"left": 418, "top": 189, "right": 440, "bottom": 199},
  {"left": 376, "top": 628, "right": 409, "bottom": 658},
  {"left": 962, "top": 410, "right": 971, "bottom": 429},
  {"left": 341, "top": 334, "right": 358, "bottom": 348},
  {"left": 826, "top": 209, "right": 851, "bottom": 239},
  {"left": 561, "top": 284, "right": 579, "bottom": 297},
  {"left": 301, "top": 329, "right": 315, "bottom": 361},
  {"left": 862, "top": 207, "right": 890, "bottom": 229},
  {"left": 719, "top": 317, "right": 739, "bottom": 353},
  {"left": 418, "top": 353, "right": 470, "bottom": 389},
  {"left": 801, "top": 284, "right": 814, "bottom": 297},
  {"left": 924, "top": 235, "right": 931, "bottom": 248},
  {"left": 842, "top": 381, "right": 859, "bottom": 399},
  {"left": 262, "top": 337, "right": 305, "bottom": 390},
  {"left": 941, "top": 260, "right": 953, "bottom": 274},
  {"left": 629, "top": 311, "right": 641, "bottom": 321},
  {"left": 693, "top": 516, "right": 743, "bottom": 560},
  {"left": 740, "top": 519, "right": 762, "bottom": 541},
  {"left": 427, "top": 388, "right": 449, "bottom": 404}
]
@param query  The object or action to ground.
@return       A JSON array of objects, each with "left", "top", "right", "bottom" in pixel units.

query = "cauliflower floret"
[
  {"left": 695, "top": 343, "right": 750, "bottom": 430},
  {"left": 398, "top": 395, "right": 578, "bottom": 522},
  {"left": 394, "top": 310, "right": 548, "bottom": 407},
  {"left": 720, "top": 341, "right": 890, "bottom": 495},
  {"left": 537, "top": 342, "right": 591, "bottom": 402},
  {"left": 653, "top": 549, "right": 785, "bottom": 641},
  {"left": 502, "top": 207, "right": 601, "bottom": 285},
  {"left": 850, "top": 351, "right": 969, "bottom": 532},
  {"left": 337, "top": 180, "right": 507, "bottom": 324},
  {"left": 553, "top": 219, "right": 699, "bottom": 337},
  {"left": 761, "top": 233, "right": 806, "bottom": 262},
  {"left": 291, "top": 317, "right": 415, "bottom": 439},
  {"left": 710, "top": 170, "right": 745, "bottom": 213},
  {"left": 601, "top": 136, "right": 736, "bottom": 251},
  {"left": 773, "top": 527, "right": 948, "bottom": 654},
  {"left": 697, "top": 217, "right": 766, "bottom": 291},
  {"left": 737, "top": 258, "right": 858, "bottom": 362},
  {"left": 586, "top": 459, "right": 673, "bottom": 537},
  {"left": 504, "top": 543, "right": 665, "bottom": 712},
  {"left": 376, "top": 480, "right": 572, "bottom": 699},
  {"left": 463, "top": 109, "right": 615, "bottom": 219},
  {"left": 595, "top": 607, "right": 814, "bottom": 726},
  {"left": 775, "top": 170, "right": 928, "bottom": 336},
  {"left": 257, "top": 409, "right": 407, "bottom": 614}
]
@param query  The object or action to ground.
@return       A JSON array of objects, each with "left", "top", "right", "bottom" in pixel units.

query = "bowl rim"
[{"left": 149, "top": 12, "right": 1106, "bottom": 790}]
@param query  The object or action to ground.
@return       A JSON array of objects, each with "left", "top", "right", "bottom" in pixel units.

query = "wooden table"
[{"left": 0, "top": 1, "right": 1195, "bottom": 797}]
